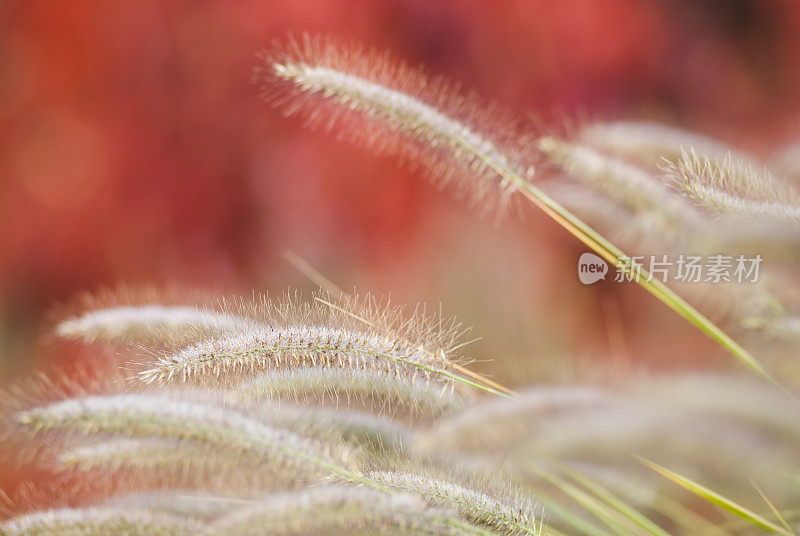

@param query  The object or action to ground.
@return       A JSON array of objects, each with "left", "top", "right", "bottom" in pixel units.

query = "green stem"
[
  {"left": 516, "top": 179, "right": 773, "bottom": 384},
  {"left": 480, "top": 150, "right": 776, "bottom": 387},
  {"left": 429, "top": 111, "right": 770, "bottom": 383}
]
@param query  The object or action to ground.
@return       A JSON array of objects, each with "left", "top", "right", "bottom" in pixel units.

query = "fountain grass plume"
[
  {"left": 137, "top": 293, "right": 498, "bottom": 396},
  {"left": 633, "top": 373, "right": 800, "bottom": 440},
  {"left": 416, "top": 386, "right": 608, "bottom": 455},
  {"left": 235, "top": 366, "right": 465, "bottom": 417},
  {"left": 510, "top": 397, "right": 800, "bottom": 485},
  {"left": 578, "top": 121, "right": 744, "bottom": 167},
  {"left": 213, "top": 485, "right": 477, "bottom": 536},
  {"left": 663, "top": 149, "right": 800, "bottom": 223},
  {"left": 53, "top": 285, "right": 260, "bottom": 345},
  {"left": 247, "top": 403, "right": 414, "bottom": 455},
  {"left": 103, "top": 490, "right": 248, "bottom": 520},
  {"left": 413, "top": 380, "right": 800, "bottom": 495},
  {"left": 55, "top": 437, "right": 297, "bottom": 491},
  {"left": 140, "top": 323, "right": 446, "bottom": 384},
  {"left": 56, "top": 305, "right": 259, "bottom": 344},
  {"left": 366, "top": 470, "right": 541, "bottom": 536},
  {"left": 0, "top": 507, "right": 204, "bottom": 536},
  {"left": 539, "top": 136, "right": 705, "bottom": 242},
  {"left": 14, "top": 393, "right": 355, "bottom": 481},
  {"left": 256, "top": 33, "right": 536, "bottom": 210},
  {"left": 57, "top": 438, "right": 235, "bottom": 473}
]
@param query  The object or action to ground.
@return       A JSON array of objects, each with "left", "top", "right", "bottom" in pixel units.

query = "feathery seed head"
[
  {"left": 663, "top": 149, "right": 800, "bottom": 223},
  {"left": 579, "top": 121, "right": 743, "bottom": 167},
  {"left": 366, "top": 471, "right": 540, "bottom": 536},
  {"left": 257, "top": 33, "right": 537, "bottom": 209},
  {"left": 417, "top": 386, "right": 608, "bottom": 455},
  {"left": 540, "top": 137, "right": 704, "bottom": 241},
  {"left": 51, "top": 285, "right": 261, "bottom": 346},
  {"left": 250, "top": 403, "right": 414, "bottom": 455},
  {"left": 141, "top": 324, "right": 445, "bottom": 385},
  {"left": 57, "top": 438, "right": 209, "bottom": 472},
  {"left": 55, "top": 438, "right": 295, "bottom": 491},
  {"left": 15, "top": 393, "right": 354, "bottom": 479},
  {"left": 138, "top": 294, "right": 471, "bottom": 393},
  {"left": 56, "top": 305, "right": 260, "bottom": 344},
  {"left": 635, "top": 373, "right": 800, "bottom": 441},
  {"left": 236, "top": 366, "right": 465, "bottom": 417},
  {"left": 56, "top": 437, "right": 309, "bottom": 495},
  {"left": 0, "top": 507, "right": 204, "bottom": 536},
  {"left": 103, "top": 490, "right": 247, "bottom": 520},
  {"left": 214, "top": 485, "right": 469, "bottom": 536}
]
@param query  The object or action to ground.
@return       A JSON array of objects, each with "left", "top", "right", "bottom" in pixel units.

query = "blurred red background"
[
  {"left": 2, "top": 0, "right": 800, "bottom": 384},
  {"left": 2, "top": 0, "right": 800, "bottom": 503}
]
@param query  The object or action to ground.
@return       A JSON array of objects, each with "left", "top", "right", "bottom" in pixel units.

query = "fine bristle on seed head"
[
  {"left": 0, "top": 507, "right": 204, "bottom": 536},
  {"left": 578, "top": 121, "right": 743, "bottom": 167},
  {"left": 663, "top": 149, "right": 800, "bottom": 223},
  {"left": 539, "top": 136, "right": 705, "bottom": 243},
  {"left": 235, "top": 366, "right": 465, "bottom": 418},
  {"left": 137, "top": 293, "right": 471, "bottom": 393},
  {"left": 55, "top": 305, "right": 260, "bottom": 344},
  {"left": 366, "top": 470, "right": 541, "bottom": 536},
  {"left": 256, "top": 33, "right": 538, "bottom": 211},
  {"left": 213, "top": 485, "right": 467, "bottom": 536},
  {"left": 14, "top": 393, "right": 355, "bottom": 481}
]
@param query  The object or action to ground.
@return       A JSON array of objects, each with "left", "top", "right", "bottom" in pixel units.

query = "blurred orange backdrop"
[{"left": 2, "top": 0, "right": 800, "bottom": 384}]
